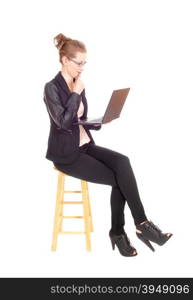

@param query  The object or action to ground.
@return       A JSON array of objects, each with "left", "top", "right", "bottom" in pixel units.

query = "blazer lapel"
[
  {"left": 80, "top": 89, "right": 88, "bottom": 120},
  {"left": 54, "top": 71, "right": 70, "bottom": 96}
]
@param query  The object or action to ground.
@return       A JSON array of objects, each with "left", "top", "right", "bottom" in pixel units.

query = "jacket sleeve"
[
  {"left": 44, "top": 82, "right": 81, "bottom": 131},
  {"left": 84, "top": 123, "right": 102, "bottom": 131}
]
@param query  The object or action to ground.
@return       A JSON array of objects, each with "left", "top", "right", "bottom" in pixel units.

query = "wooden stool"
[{"left": 51, "top": 167, "right": 93, "bottom": 252}]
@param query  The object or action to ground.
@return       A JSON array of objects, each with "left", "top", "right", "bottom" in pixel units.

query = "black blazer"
[{"left": 43, "top": 71, "right": 101, "bottom": 164}]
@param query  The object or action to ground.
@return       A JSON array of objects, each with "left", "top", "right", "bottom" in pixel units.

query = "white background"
[{"left": 0, "top": 0, "right": 193, "bottom": 277}]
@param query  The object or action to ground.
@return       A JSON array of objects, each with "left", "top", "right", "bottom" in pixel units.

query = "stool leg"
[
  {"left": 51, "top": 172, "right": 64, "bottom": 251},
  {"left": 86, "top": 182, "right": 94, "bottom": 232},
  {"left": 81, "top": 180, "right": 91, "bottom": 251},
  {"left": 59, "top": 175, "right": 65, "bottom": 233}
]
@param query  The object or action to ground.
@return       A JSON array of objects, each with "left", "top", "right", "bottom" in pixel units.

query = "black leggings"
[{"left": 53, "top": 141, "right": 147, "bottom": 235}]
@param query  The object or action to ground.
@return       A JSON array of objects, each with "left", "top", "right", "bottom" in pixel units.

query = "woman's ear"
[{"left": 61, "top": 55, "right": 68, "bottom": 65}]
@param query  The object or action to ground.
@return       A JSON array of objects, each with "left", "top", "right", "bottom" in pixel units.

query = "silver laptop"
[{"left": 76, "top": 88, "right": 130, "bottom": 125}]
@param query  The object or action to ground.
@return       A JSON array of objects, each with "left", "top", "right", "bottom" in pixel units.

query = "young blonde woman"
[{"left": 43, "top": 33, "right": 172, "bottom": 257}]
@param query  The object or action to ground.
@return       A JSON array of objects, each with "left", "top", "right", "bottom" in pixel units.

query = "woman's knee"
[
  {"left": 115, "top": 154, "right": 131, "bottom": 170},
  {"left": 117, "top": 153, "right": 130, "bottom": 163}
]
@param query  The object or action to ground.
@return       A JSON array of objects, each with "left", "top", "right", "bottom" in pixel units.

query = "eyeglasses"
[{"left": 68, "top": 57, "right": 87, "bottom": 66}]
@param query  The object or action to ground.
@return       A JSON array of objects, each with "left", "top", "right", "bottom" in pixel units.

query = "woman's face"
[{"left": 62, "top": 51, "right": 87, "bottom": 78}]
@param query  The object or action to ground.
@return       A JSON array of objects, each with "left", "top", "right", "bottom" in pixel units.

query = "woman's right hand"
[{"left": 72, "top": 74, "right": 85, "bottom": 95}]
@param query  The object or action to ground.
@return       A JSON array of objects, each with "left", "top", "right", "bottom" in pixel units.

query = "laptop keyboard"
[{"left": 84, "top": 117, "right": 102, "bottom": 123}]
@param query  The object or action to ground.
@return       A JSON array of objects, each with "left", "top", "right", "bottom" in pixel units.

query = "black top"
[{"left": 43, "top": 71, "right": 101, "bottom": 164}]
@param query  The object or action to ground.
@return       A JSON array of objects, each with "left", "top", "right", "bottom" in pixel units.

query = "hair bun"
[{"left": 54, "top": 33, "right": 71, "bottom": 50}]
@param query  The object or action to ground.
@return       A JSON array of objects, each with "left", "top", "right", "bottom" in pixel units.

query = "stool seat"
[{"left": 51, "top": 167, "right": 93, "bottom": 251}]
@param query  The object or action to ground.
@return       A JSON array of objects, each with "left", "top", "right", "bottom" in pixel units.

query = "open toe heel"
[
  {"left": 109, "top": 231, "right": 137, "bottom": 257},
  {"left": 136, "top": 220, "right": 173, "bottom": 251},
  {"left": 136, "top": 232, "right": 155, "bottom": 251}
]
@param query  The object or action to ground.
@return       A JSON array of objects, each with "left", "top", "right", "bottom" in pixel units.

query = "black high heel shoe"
[
  {"left": 136, "top": 220, "right": 173, "bottom": 252},
  {"left": 109, "top": 231, "right": 137, "bottom": 257}
]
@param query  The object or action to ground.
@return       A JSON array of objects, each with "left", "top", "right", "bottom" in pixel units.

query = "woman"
[{"left": 43, "top": 33, "right": 172, "bottom": 257}]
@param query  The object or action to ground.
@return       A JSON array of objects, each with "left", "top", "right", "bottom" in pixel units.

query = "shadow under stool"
[{"left": 51, "top": 167, "right": 94, "bottom": 252}]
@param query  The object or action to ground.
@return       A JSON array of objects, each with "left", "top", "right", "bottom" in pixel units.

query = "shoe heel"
[
  {"left": 110, "top": 238, "right": 115, "bottom": 250},
  {"left": 136, "top": 233, "right": 155, "bottom": 252}
]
